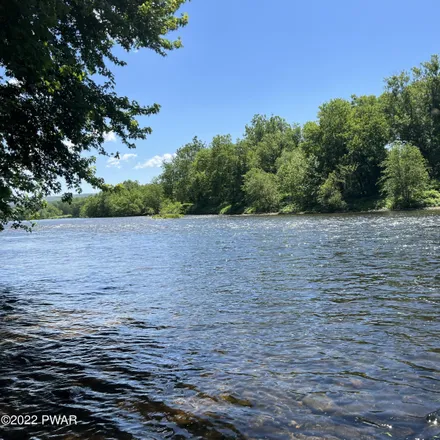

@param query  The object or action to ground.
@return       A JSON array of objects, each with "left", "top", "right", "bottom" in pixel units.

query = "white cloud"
[
  {"left": 106, "top": 153, "right": 137, "bottom": 168},
  {"left": 107, "top": 157, "right": 121, "bottom": 168},
  {"left": 121, "top": 153, "right": 137, "bottom": 161},
  {"left": 103, "top": 131, "right": 116, "bottom": 143},
  {"left": 134, "top": 153, "right": 176, "bottom": 169}
]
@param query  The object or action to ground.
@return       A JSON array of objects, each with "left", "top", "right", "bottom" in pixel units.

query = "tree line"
[
  {"left": 31, "top": 181, "right": 187, "bottom": 219},
  {"left": 34, "top": 55, "right": 440, "bottom": 220}
]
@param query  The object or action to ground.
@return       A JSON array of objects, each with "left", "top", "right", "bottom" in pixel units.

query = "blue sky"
[{"left": 87, "top": 0, "right": 440, "bottom": 193}]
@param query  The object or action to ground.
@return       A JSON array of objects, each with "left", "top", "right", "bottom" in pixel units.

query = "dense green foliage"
[
  {"left": 23, "top": 55, "right": 440, "bottom": 221},
  {"left": 243, "top": 168, "right": 279, "bottom": 213},
  {"left": 30, "top": 180, "right": 186, "bottom": 219},
  {"left": 381, "top": 142, "right": 430, "bottom": 208},
  {"left": 154, "top": 56, "right": 440, "bottom": 215},
  {"left": 80, "top": 180, "right": 166, "bottom": 217},
  {"left": 0, "top": 0, "right": 188, "bottom": 229}
]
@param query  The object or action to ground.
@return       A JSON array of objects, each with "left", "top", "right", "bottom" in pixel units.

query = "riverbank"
[
  {"left": 30, "top": 204, "right": 440, "bottom": 222},
  {"left": 220, "top": 205, "right": 440, "bottom": 218},
  {"left": 279, "top": 205, "right": 440, "bottom": 216}
]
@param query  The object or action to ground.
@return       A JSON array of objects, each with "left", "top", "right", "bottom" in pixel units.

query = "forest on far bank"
[{"left": 32, "top": 55, "right": 440, "bottom": 220}]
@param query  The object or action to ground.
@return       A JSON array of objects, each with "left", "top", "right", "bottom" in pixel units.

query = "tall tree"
[
  {"left": 381, "top": 142, "right": 429, "bottom": 208},
  {"left": 0, "top": 0, "right": 188, "bottom": 229},
  {"left": 160, "top": 137, "right": 206, "bottom": 202},
  {"left": 204, "top": 135, "right": 242, "bottom": 207},
  {"left": 244, "top": 115, "right": 301, "bottom": 174},
  {"left": 302, "top": 99, "right": 352, "bottom": 177},
  {"left": 276, "top": 148, "right": 318, "bottom": 210},
  {"left": 344, "top": 95, "right": 390, "bottom": 197},
  {"left": 383, "top": 55, "right": 440, "bottom": 178}
]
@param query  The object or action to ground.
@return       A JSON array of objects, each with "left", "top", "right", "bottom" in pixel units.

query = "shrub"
[
  {"left": 422, "top": 189, "right": 440, "bottom": 207},
  {"left": 159, "top": 200, "right": 185, "bottom": 216},
  {"left": 317, "top": 172, "right": 347, "bottom": 212}
]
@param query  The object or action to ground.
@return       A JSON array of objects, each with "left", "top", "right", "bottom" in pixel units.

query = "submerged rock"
[
  {"left": 219, "top": 393, "right": 253, "bottom": 407},
  {"left": 302, "top": 394, "right": 336, "bottom": 413}
]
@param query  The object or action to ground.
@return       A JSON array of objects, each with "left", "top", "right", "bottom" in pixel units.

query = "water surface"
[{"left": 1, "top": 212, "right": 439, "bottom": 439}]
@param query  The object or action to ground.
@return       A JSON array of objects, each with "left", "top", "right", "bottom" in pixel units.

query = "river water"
[{"left": 0, "top": 212, "right": 439, "bottom": 440}]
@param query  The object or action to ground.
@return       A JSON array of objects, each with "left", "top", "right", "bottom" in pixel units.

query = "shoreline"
[
  {"left": 225, "top": 205, "right": 440, "bottom": 217},
  {"left": 28, "top": 205, "right": 440, "bottom": 222}
]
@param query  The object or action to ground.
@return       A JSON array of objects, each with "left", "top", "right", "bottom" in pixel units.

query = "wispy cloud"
[
  {"left": 104, "top": 131, "right": 116, "bottom": 143},
  {"left": 106, "top": 153, "right": 137, "bottom": 168},
  {"left": 134, "top": 153, "right": 175, "bottom": 169}
]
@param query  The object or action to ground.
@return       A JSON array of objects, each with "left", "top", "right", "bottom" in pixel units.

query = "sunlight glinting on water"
[{"left": 0, "top": 212, "right": 439, "bottom": 439}]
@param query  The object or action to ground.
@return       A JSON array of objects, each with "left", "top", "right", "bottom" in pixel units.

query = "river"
[{"left": 0, "top": 212, "right": 439, "bottom": 439}]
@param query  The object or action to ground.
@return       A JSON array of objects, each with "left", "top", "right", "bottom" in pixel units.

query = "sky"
[{"left": 85, "top": 0, "right": 440, "bottom": 193}]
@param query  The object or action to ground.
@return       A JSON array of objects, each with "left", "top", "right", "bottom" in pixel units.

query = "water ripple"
[{"left": 0, "top": 212, "right": 440, "bottom": 439}]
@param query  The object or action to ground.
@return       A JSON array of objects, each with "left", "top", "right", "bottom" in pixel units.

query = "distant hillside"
[{"left": 45, "top": 193, "right": 95, "bottom": 202}]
